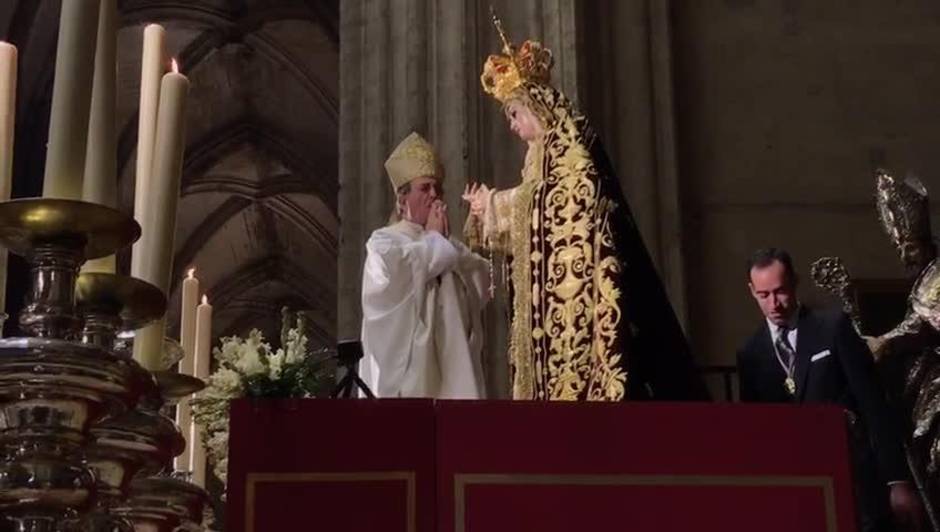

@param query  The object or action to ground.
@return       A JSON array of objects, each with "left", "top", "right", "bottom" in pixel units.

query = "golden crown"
[{"left": 480, "top": 7, "right": 554, "bottom": 103}]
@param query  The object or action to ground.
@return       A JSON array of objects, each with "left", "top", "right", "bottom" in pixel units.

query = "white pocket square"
[{"left": 810, "top": 349, "right": 831, "bottom": 362}]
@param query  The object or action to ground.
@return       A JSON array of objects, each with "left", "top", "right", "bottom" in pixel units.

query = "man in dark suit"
[{"left": 736, "top": 248, "right": 924, "bottom": 532}]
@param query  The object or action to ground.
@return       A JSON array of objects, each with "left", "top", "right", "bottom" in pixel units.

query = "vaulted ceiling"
[{"left": 0, "top": 0, "right": 339, "bottom": 346}]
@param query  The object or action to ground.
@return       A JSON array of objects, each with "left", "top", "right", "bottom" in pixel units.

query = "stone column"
[{"left": 338, "top": 0, "right": 582, "bottom": 398}]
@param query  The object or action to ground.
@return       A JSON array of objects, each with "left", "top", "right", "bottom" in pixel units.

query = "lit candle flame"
[
  {"left": 171, "top": 58, "right": 179, "bottom": 74},
  {"left": 202, "top": 295, "right": 208, "bottom": 305},
  {"left": 187, "top": 268, "right": 195, "bottom": 279}
]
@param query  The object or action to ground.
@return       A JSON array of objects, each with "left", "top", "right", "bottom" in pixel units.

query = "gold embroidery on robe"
[{"left": 466, "top": 83, "right": 627, "bottom": 401}]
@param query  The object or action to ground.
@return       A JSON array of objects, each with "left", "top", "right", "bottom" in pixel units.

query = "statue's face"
[
  {"left": 504, "top": 100, "right": 544, "bottom": 142},
  {"left": 898, "top": 239, "right": 933, "bottom": 273}
]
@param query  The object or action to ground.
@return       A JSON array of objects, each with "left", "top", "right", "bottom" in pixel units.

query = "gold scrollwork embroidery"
[
  {"left": 536, "top": 87, "right": 626, "bottom": 402},
  {"left": 508, "top": 162, "right": 540, "bottom": 400},
  {"left": 476, "top": 82, "right": 628, "bottom": 401}
]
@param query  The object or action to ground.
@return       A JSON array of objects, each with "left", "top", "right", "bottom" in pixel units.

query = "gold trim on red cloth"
[
  {"left": 453, "top": 473, "right": 837, "bottom": 532},
  {"left": 246, "top": 471, "right": 416, "bottom": 532}
]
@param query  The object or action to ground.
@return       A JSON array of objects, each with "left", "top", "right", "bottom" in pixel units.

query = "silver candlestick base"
[
  {"left": 74, "top": 272, "right": 190, "bottom": 530},
  {"left": 0, "top": 198, "right": 143, "bottom": 530},
  {"left": 112, "top": 475, "right": 209, "bottom": 532},
  {"left": 0, "top": 198, "right": 211, "bottom": 530},
  {"left": 75, "top": 272, "right": 167, "bottom": 351},
  {"left": 0, "top": 337, "right": 140, "bottom": 526},
  {"left": 83, "top": 364, "right": 187, "bottom": 531}
]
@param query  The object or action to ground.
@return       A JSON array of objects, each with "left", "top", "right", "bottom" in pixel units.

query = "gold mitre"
[
  {"left": 384, "top": 132, "right": 440, "bottom": 190},
  {"left": 874, "top": 169, "right": 931, "bottom": 247},
  {"left": 480, "top": 8, "right": 553, "bottom": 102},
  {"left": 911, "top": 258, "right": 940, "bottom": 321}
]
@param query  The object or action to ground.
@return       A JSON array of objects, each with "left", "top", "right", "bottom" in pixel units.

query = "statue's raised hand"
[{"left": 462, "top": 183, "right": 491, "bottom": 218}]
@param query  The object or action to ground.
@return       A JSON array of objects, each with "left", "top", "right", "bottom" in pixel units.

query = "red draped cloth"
[{"left": 227, "top": 399, "right": 857, "bottom": 532}]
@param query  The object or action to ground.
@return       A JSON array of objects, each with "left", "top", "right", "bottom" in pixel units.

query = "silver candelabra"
[{"left": 0, "top": 198, "right": 209, "bottom": 532}]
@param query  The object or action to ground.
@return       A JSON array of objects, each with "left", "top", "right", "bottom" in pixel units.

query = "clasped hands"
[
  {"left": 426, "top": 200, "right": 449, "bottom": 237},
  {"left": 426, "top": 185, "right": 489, "bottom": 236},
  {"left": 462, "top": 183, "right": 492, "bottom": 219}
]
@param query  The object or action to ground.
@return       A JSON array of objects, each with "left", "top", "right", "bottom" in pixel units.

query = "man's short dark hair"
[{"left": 747, "top": 247, "right": 797, "bottom": 283}]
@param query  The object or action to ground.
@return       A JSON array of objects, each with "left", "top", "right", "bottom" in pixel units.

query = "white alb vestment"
[{"left": 360, "top": 220, "right": 490, "bottom": 398}]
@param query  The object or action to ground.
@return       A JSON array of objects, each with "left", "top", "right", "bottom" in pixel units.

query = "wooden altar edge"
[
  {"left": 245, "top": 471, "right": 417, "bottom": 532},
  {"left": 452, "top": 473, "right": 838, "bottom": 532}
]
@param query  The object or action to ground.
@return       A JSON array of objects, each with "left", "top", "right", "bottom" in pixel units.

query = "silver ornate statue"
[{"left": 812, "top": 170, "right": 939, "bottom": 529}]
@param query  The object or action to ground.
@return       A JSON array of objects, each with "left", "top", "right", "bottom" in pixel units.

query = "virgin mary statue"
[{"left": 464, "top": 13, "right": 705, "bottom": 402}]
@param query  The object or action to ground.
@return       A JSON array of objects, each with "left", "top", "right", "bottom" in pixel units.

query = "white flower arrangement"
[{"left": 191, "top": 310, "right": 332, "bottom": 487}]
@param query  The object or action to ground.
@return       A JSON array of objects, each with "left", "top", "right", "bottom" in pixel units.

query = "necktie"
[{"left": 774, "top": 327, "right": 797, "bottom": 396}]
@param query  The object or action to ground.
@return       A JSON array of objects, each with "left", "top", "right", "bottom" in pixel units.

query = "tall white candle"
[
  {"left": 191, "top": 294, "right": 212, "bottom": 487},
  {"left": 42, "top": 0, "right": 100, "bottom": 199},
  {"left": 174, "top": 268, "right": 199, "bottom": 472},
  {"left": 81, "top": 0, "right": 117, "bottom": 274},
  {"left": 180, "top": 268, "right": 199, "bottom": 362},
  {"left": 82, "top": 0, "right": 116, "bottom": 205},
  {"left": 131, "top": 23, "right": 165, "bottom": 276},
  {"left": 0, "top": 42, "right": 15, "bottom": 321},
  {"left": 132, "top": 319, "right": 165, "bottom": 372},
  {"left": 131, "top": 61, "right": 189, "bottom": 370}
]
